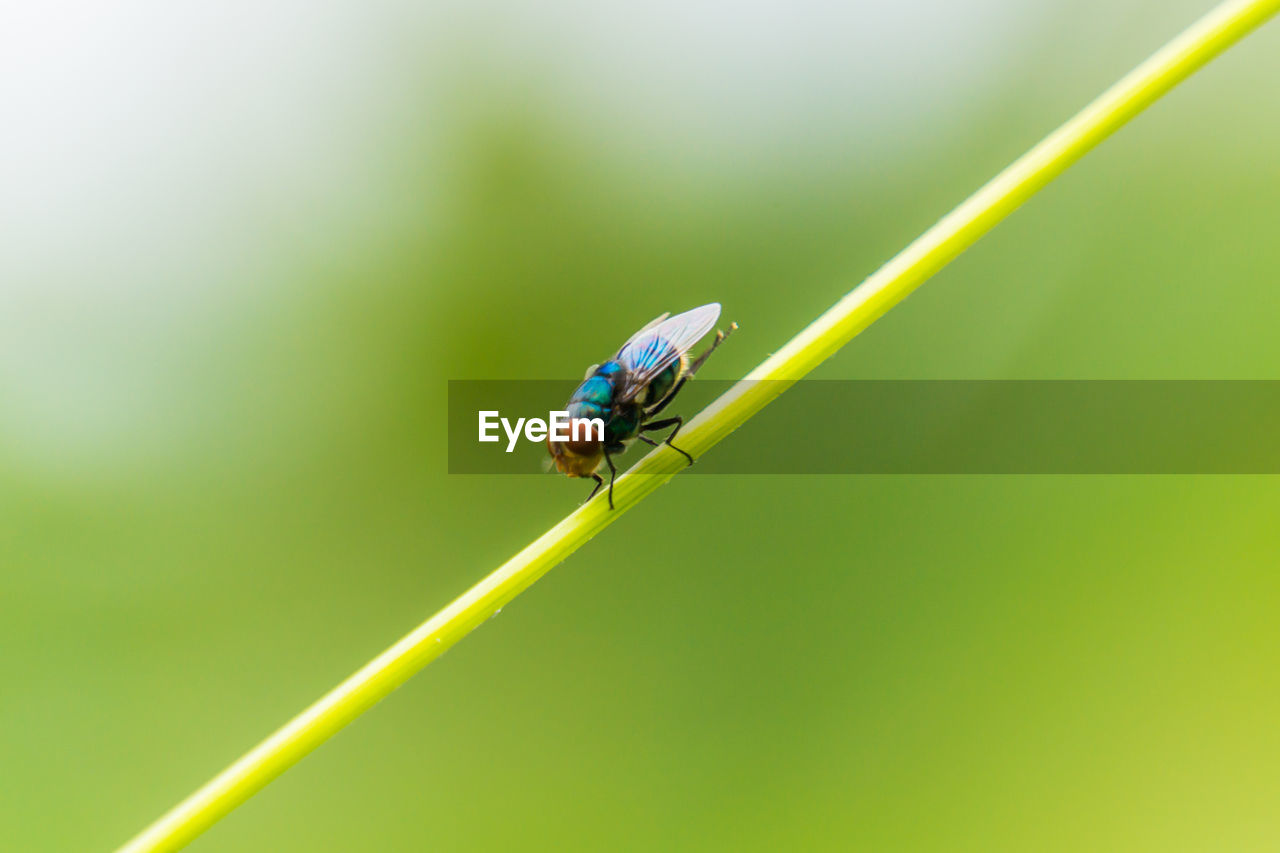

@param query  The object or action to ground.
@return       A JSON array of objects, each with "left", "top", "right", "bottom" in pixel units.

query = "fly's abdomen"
[{"left": 639, "top": 361, "right": 680, "bottom": 409}]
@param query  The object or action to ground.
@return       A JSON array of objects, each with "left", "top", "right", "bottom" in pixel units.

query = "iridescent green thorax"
[
  {"left": 565, "top": 361, "right": 625, "bottom": 447},
  {"left": 568, "top": 374, "right": 613, "bottom": 422},
  {"left": 567, "top": 362, "right": 620, "bottom": 416}
]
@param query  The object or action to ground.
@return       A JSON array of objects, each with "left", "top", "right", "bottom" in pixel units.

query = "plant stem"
[{"left": 117, "top": 1, "right": 1280, "bottom": 850}]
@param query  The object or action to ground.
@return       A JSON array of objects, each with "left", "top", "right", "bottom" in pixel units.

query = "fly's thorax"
[
  {"left": 571, "top": 374, "right": 614, "bottom": 410},
  {"left": 594, "top": 360, "right": 625, "bottom": 378},
  {"left": 567, "top": 362, "right": 623, "bottom": 414},
  {"left": 566, "top": 397, "right": 608, "bottom": 422}
]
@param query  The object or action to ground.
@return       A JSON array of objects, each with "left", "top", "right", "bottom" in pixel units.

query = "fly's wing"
[
  {"left": 618, "top": 312, "right": 669, "bottom": 351},
  {"left": 613, "top": 303, "right": 720, "bottom": 404}
]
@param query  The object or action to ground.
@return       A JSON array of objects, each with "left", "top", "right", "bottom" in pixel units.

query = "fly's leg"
[
  {"left": 640, "top": 416, "right": 692, "bottom": 466},
  {"left": 602, "top": 448, "right": 618, "bottom": 509},
  {"left": 686, "top": 321, "right": 736, "bottom": 376},
  {"left": 637, "top": 431, "right": 693, "bottom": 466},
  {"left": 646, "top": 322, "right": 738, "bottom": 419},
  {"left": 635, "top": 322, "right": 735, "bottom": 470},
  {"left": 585, "top": 472, "right": 605, "bottom": 504}
]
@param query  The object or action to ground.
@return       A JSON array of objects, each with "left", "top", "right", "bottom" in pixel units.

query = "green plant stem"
[{"left": 117, "top": 1, "right": 1280, "bottom": 850}]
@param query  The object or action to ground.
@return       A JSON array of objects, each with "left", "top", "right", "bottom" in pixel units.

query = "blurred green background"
[{"left": 3, "top": 1, "right": 1280, "bottom": 850}]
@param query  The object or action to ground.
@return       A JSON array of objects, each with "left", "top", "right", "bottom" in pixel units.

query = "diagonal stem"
[{"left": 117, "top": 1, "right": 1280, "bottom": 850}]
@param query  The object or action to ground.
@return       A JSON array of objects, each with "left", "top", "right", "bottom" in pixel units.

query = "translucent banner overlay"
[{"left": 448, "top": 380, "right": 1280, "bottom": 474}]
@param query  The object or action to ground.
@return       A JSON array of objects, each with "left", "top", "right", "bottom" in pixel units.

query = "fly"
[{"left": 546, "top": 303, "right": 735, "bottom": 508}]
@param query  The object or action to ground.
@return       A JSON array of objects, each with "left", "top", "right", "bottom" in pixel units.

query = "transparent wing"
[
  {"left": 618, "top": 312, "right": 669, "bottom": 351},
  {"left": 614, "top": 303, "right": 720, "bottom": 403}
]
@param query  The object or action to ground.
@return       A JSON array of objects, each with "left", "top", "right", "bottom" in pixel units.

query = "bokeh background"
[{"left": 4, "top": 1, "right": 1280, "bottom": 850}]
